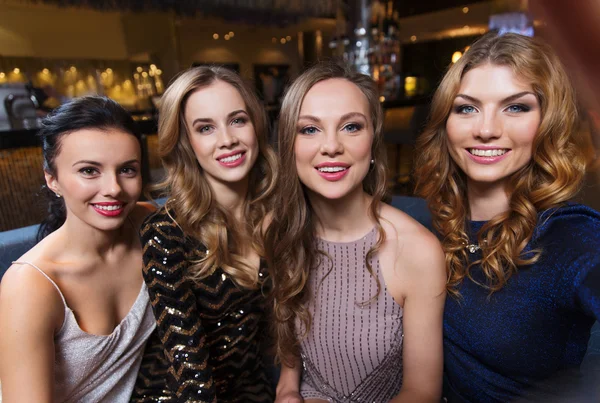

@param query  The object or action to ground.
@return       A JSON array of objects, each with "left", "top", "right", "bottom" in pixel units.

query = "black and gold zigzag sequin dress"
[{"left": 131, "top": 207, "right": 274, "bottom": 402}]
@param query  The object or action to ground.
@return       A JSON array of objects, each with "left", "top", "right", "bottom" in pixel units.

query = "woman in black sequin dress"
[{"left": 132, "top": 66, "right": 277, "bottom": 402}]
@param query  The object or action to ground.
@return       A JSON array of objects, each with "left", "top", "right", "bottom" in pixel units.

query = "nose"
[
  {"left": 102, "top": 173, "right": 123, "bottom": 197},
  {"left": 475, "top": 110, "right": 502, "bottom": 141},
  {"left": 217, "top": 126, "right": 239, "bottom": 148},
  {"left": 320, "top": 129, "right": 344, "bottom": 156}
]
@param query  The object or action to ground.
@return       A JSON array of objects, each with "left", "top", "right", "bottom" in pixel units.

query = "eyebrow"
[
  {"left": 298, "top": 112, "right": 368, "bottom": 123},
  {"left": 72, "top": 159, "right": 140, "bottom": 167},
  {"left": 455, "top": 91, "right": 536, "bottom": 104},
  {"left": 191, "top": 109, "right": 248, "bottom": 126}
]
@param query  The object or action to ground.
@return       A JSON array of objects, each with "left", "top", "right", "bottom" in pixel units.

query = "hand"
[{"left": 275, "top": 390, "right": 303, "bottom": 403}]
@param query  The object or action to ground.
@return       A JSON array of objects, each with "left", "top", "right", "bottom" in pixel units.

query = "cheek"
[{"left": 189, "top": 136, "right": 213, "bottom": 163}]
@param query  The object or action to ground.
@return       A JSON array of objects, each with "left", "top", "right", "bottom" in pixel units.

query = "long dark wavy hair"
[
  {"left": 37, "top": 96, "right": 141, "bottom": 241},
  {"left": 265, "top": 61, "right": 389, "bottom": 365},
  {"left": 414, "top": 33, "right": 586, "bottom": 297},
  {"left": 155, "top": 66, "right": 278, "bottom": 289}
]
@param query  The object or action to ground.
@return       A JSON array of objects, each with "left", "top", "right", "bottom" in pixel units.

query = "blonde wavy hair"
[
  {"left": 156, "top": 66, "right": 278, "bottom": 289},
  {"left": 265, "top": 61, "right": 389, "bottom": 365},
  {"left": 414, "top": 33, "right": 586, "bottom": 296}
]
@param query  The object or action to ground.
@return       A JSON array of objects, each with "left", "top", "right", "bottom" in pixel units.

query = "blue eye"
[
  {"left": 232, "top": 117, "right": 247, "bottom": 125},
  {"left": 197, "top": 125, "right": 212, "bottom": 134},
  {"left": 300, "top": 126, "right": 319, "bottom": 135},
  {"left": 505, "top": 104, "right": 530, "bottom": 113},
  {"left": 456, "top": 105, "right": 477, "bottom": 114},
  {"left": 343, "top": 123, "right": 362, "bottom": 133}
]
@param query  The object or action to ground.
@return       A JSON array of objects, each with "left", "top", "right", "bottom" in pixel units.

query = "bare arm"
[
  {"left": 390, "top": 232, "right": 446, "bottom": 403},
  {"left": 0, "top": 264, "right": 63, "bottom": 403},
  {"left": 275, "top": 356, "right": 303, "bottom": 403}
]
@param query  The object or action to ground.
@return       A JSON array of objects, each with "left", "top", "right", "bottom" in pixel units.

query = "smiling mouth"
[
  {"left": 91, "top": 204, "right": 124, "bottom": 211},
  {"left": 468, "top": 148, "right": 509, "bottom": 157},
  {"left": 316, "top": 166, "right": 348, "bottom": 173},
  {"left": 217, "top": 152, "right": 244, "bottom": 163}
]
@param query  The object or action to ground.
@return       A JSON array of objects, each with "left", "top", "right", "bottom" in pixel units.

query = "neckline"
[
  {"left": 59, "top": 282, "right": 147, "bottom": 338},
  {"left": 317, "top": 226, "right": 377, "bottom": 245}
]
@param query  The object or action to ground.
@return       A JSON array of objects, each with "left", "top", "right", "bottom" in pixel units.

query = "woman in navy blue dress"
[{"left": 414, "top": 32, "right": 600, "bottom": 402}]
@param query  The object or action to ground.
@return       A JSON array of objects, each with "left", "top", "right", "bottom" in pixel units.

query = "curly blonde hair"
[
  {"left": 156, "top": 66, "right": 278, "bottom": 289},
  {"left": 414, "top": 33, "right": 586, "bottom": 296},
  {"left": 265, "top": 62, "right": 389, "bottom": 365}
]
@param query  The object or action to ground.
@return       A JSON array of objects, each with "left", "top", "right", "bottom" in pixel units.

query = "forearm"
[
  {"left": 390, "top": 386, "right": 440, "bottom": 403},
  {"left": 276, "top": 358, "right": 302, "bottom": 394}
]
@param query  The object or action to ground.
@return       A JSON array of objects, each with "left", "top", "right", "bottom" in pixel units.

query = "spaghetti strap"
[{"left": 12, "top": 260, "right": 67, "bottom": 307}]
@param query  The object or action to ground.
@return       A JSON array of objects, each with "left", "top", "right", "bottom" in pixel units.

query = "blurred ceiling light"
[
  {"left": 379, "top": 96, "right": 385, "bottom": 102},
  {"left": 280, "top": 38, "right": 286, "bottom": 44},
  {"left": 463, "top": 7, "right": 469, "bottom": 14},
  {"left": 13, "top": 68, "right": 20, "bottom": 74},
  {"left": 452, "top": 51, "right": 463, "bottom": 63},
  {"left": 106, "top": 68, "right": 113, "bottom": 74},
  {"left": 410, "top": 35, "right": 417, "bottom": 42},
  {"left": 136, "top": 66, "right": 143, "bottom": 73},
  {"left": 463, "top": 25, "right": 470, "bottom": 29},
  {"left": 42, "top": 68, "right": 50, "bottom": 75},
  {"left": 229, "top": 31, "right": 234, "bottom": 37},
  {"left": 286, "top": 35, "right": 292, "bottom": 41},
  {"left": 225, "top": 34, "right": 230, "bottom": 40},
  {"left": 69, "top": 66, "right": 77, "bottom": 72},
  {"left": 213, "top": 33, "right": 219, "bottom": 40},
  {"left": 150, "top": 64, "right": 157, "bottom": 70}
]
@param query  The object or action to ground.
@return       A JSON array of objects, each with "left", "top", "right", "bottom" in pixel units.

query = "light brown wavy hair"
[
  {"left": 414, "top": 33, "right": 586, "bottom": 297},
  {"left": 265, "top": 61, "right": 389, "bottom": 365},
  {"left": 156, "top": 66, "right": 278, "bottom": 289}
]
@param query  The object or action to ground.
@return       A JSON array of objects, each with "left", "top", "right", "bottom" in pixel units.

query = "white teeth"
[
  {"left": 94, "top": 205, "right": 122, "bottom": 211},
  {"left": 317, "top": 166, "right": 347, "bottom": 173},
  {"left": 219, "top": 153, "right": 243, "bottom": 163},
  {"left": 469, "top": 148, "right": 508, "bottom": 157}
]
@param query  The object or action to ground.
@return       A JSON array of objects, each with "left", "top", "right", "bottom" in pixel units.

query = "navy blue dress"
[{"left": 443, "top": 204, "right": 600, "bottom": 402}]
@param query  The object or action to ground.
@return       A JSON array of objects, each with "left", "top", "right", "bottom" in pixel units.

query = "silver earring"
[
  {"left": 370, "top": 159, "right": 375, "bottom": 164},
  {"left": 55, "top": 193, "right": 61, "bottom": 198}
]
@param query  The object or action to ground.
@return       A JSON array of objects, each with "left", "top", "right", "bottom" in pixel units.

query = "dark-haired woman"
[
  {"left": 0, "top": 96, "right": 156, "bottom": 402},
  {"left": 414, "top": 33, "right": 600, "bottom": 402}
]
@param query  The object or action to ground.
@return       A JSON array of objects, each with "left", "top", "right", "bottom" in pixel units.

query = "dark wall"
[
  {"left": 401, "top": 34, "right": 482, "bottom": 93},
  {"left": 393, "top": 0, "right": 488, "bottom": 18}
]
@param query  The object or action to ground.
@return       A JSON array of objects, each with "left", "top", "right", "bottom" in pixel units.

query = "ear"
[{"left": 44, "top": 171, "right": 60, "bottom": 196}]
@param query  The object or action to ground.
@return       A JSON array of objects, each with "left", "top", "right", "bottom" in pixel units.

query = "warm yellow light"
[
  {"left": 141, "top": 72, "right": 148, "bottom": 78},
  {"left": 286, "top": 35, "right": 292, "bottom": 41},
  {"left": 156, "top": 69, "right": 162, "bottom": 75},
  {"left": 69, "top": 66, "right": 77, "bottom": 72},
  {"left": 42, "top": 68, "right": 50, "bottom": 75},
  {"left": 452, "top": 51, "right": 463, "bottom": 63},
  {"left": 405, "top": 76, "right": 417, "bottom": 97},
  {"left": 150, "top": 64, "right": 157, "bottom": 70},
  {"left": 410, "top": 35, "right": 417, "bottom": 42},
  {"left": 136, "top": 66, "right": 143, "bottom": 73},
  {"left": 229, "top": 31, "right": 234, "bottom": 37},
  {"left": 463, "top": 25, "right": 470, "bottom": 30},
  {"left": 0, "top": 72, "right": 5, "bottom": 78},
  {"left": 106, "top": 68, "right": 113, "bottom": 74},
  {"left": 379, "top": 96, "right": 385, "bottom": 102},
  {"left": 280, "top": 38, "right": 286, "bottom": 44},
  {"left": 213, "top": 33, "right": 219, "bottom": 40},
  {"left": 462, "top": 7, "right": 469, "bottom": 14},
  {"left": 13, "top": 68, "right": 20, "bottom": 74},
  {"left": 134, "top": 73, "right": 140, "bottom": 79},
  {"left": 224, "top": 34, "right": 230, "bottom": 40}
]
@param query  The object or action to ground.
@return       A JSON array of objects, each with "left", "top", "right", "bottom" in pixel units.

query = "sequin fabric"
[
  {"left": 443, "top": 203, "right": 600, "bottom": 403},
  {"left": 131, "top": 207, "right": 274, "bottom": 402},
  {"left": 298, "top": 228, "right": 404, "bottom": 402}
]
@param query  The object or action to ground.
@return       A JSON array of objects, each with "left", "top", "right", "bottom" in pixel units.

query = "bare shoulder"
[
  {"left": 379, "top": 203, "right": 445, "bottom": 288},
  {"left": 1, "top": 259, "right": 65, "bottom": 332}
]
